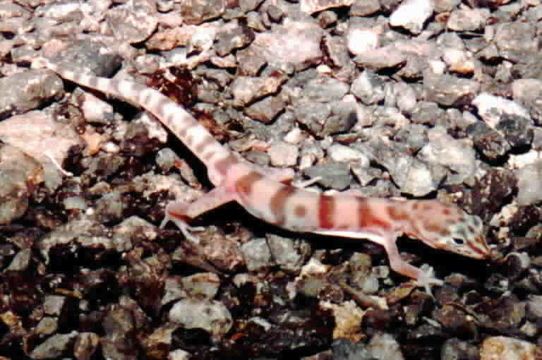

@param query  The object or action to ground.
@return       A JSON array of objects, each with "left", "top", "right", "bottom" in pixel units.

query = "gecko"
[{"left": 35, "top": 58, "right": 491, "bottom": 289}]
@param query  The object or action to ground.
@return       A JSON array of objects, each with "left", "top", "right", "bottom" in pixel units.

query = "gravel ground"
[{"left": 0, "top": 0, "right": 541, "bottom": 359}]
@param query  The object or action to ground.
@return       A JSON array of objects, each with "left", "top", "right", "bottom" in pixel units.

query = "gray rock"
[
  {"left": 473, "top": 93, "right": 531, "bottom": 129},
  {"left": 302, "top": 76, "right": 349, "bottom": 102},
  {"left": 231, "top": 75, "right": 286, "bottom": 106},
  {"left": 350, "top": 0, "right": 380, "bottom": 16},
  {"left": 30, "top": 332, "right": 78, "bottom": 359},
  {"left": 95, "top": 192, "right": 124, "bottom": 223},
  {"left": 359, "top": 139, "right": 444, "bottom": 196},
  {"left": 0, "top": 69, "right": 63, "bottom": 120},
  {"left": 419, "top": 127, "right": 477, "bottom": 184},
  {"left": 0, "top": 144, "right": 42, "bottom": 224},
  {"left": 294, "top": 100, "right": 331, "bottom": 135},
  {"left": 424, "top": 74, "right": 479, "bottom": 107},
  {"left": 496, "top": 115, "right": 533, "bottom": 149},
  {"left": 468, "top": 121, "right": 510, "bottom": 161},
  {"left": 180, "top": 0, "right": 225, "bottom": 24},
  {"left": 353, "top": 46, "right": 407, "bottom": 71},
  {"left": 447, "top": 8, "right": 489, "bottom": 32},
  {"left": 318, "top": 11, "right": 338, "bottom": 28},
  {"left": 267, "top": 234, "right": 308, "bottom": 271},
  {"left": 181, "top": 272, "right": 221, "bottom": 300},
  {"left": 241, "top": 238, "right": 273, "bottom": 271},
  {"left": 323, "top": 35, "right": 351, "bottom": 69},
  {"left": 248, "top": 20, "right": 323, "bottom": 70},
  {"left": 6, "top": 248, "right": 32, "bottom": 271},
  {"left": 441, "top": 338, "right": 479, "bottom": 360},
  {"left": 494, "top": 22, "right": 538, "bottom": 62},
  {"left": 268, "top": 141, "right": 299, "bottom": 167},
  {"left": 215, "top": 22, "right": 255, "bottom": 56},
  {"left": 367, "top": 332, "right": 404, "bottom": 360},
  {"left": 512, "top": 78, "right": 542, "bottom": 125},
  {"left": 104, "top": 0, "right": 157, "bottom": 43},
  {"left": 169, "top": 299, "right": 232, "bottom": 337},
  {"left": 245, "top": 95, "right": 286, "bottom": 123},
  {"left": 300, "top": 0, "right": 354, "bottom": 14},
  {"left": 303, "top": 162, "right": 353, "bottom": 190},
  {"left": 351, "top": 71, "right": 385, "bottom": 105},
  {"left": 516, "top": 161, "right": 542, "bottom": 206},
  {"left": 410, "top": 101, "right": 445, "bottom": 126},
  {"left": 433, "top": 0, "right": 461, "bottom": 12}
]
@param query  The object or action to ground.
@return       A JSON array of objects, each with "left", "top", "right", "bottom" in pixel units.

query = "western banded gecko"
[{"left": 36, "top": 58, "right": 491, "bottom": 289}]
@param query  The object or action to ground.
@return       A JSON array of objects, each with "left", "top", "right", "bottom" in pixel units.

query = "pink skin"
[{"left": 39, "top": 58, "right": 491, "bottom": 290}]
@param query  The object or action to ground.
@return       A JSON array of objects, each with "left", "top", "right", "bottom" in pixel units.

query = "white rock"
[
  {"left": 390, "top": 0, "right": 434, "bottom": 34},
  {"left": 472, "top": 93, "right": 531, "bottom": 129},
  {"left": 347, "top": 27, "right": 380, "bottom": 56}
]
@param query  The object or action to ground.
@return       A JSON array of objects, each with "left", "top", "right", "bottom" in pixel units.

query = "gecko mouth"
[{"left": 469, "top": 236, "right": 491, "bottom": 259}]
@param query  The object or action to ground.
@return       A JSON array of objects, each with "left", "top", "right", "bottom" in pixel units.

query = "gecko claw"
[
  {"left": 415, "top": 264, "right": 444, "bottom": 296},
  {"left": 160, "top": 211, "right": 203, "bottom": 243}
]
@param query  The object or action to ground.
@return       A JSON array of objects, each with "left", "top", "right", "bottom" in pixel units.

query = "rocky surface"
[{"left": 0, "top": 0, "right": 541, "bottom": 359}]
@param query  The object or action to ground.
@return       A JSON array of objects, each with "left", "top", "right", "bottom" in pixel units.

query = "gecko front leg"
[
  {"left": 380, "top": 235, "right": 443, "bottom": 293},
  {"left": 161, "top": 186, "right": 236, "bottom": 242}
]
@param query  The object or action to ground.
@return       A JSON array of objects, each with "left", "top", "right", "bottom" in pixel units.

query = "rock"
[
  {"left": 180, "top": 0, "right": 225, "bottom": 24},
  {"left": 473, "top": 93, "right": 531, "bottom": 129},
  {"left": 351, "top": 70, "right": 385, "bottom": 105},
  {"left": 0, "top": 69, "right": 63, "bottom": 120},
  {"left": 231, "top": 74, "right": 286, "bottom": 106},
  {"left": 424, "top": 74, "right": 479, "bottom": 107},
  {"left": 248, "top": 19, "right": 324, "bottom": 70},
  {"left": 419, "top": 126, "right": 477, "bottom": 184},
  {"left": 241, "top": 238, "right": 273, "bottom": 271},
  {"left": 516, "top": 160, "right": 542, "bottom": 206},
  {"left": 267, "top": 235, "right": 308, "bottom": 271},
  {"left": 494, "top": 22, "right": 538, "bottom": 62},
  {"left": 468, "top": 121, "right": 511, "bottom": 161},
  {"left": 303, "top": 162, "right": 353, "bottom": 190},
  {"left": 446, "top": 8, "right": 489, "bottom": 32},
  {"left": 300, "top": 0, "right": 354, "bottom": 14},
  {"left": 346, "top": 26, "right": 380, "bottom": 56},
  {"left": 480, "top": 336, "right": 537, "bottom": 360},
  {"left": 268, "top": 141, "right": 299, "bottom": 167},
  {"left": 30, "top": 332, "right": 78, "bottom": 359},
  {"left": 181, "top": 272, "right": 220, "bottom": 300},
  {"left": 353, "top": 46, "right": 406, "bottom": 71},
  {"left": 245, "top": 95, "right": 286, "bottom": 123},
  {"left": 410, "top": 101, "right": 444, "bottom": 126},
  {"left": 320, "top": 301, "right": 364, "bottom": 341},
  {"left": 350, "top": 0, "right": 380, "bottom": 16},
  {"left": 168, "top": 299, "right": 232, "bottom": 337},
  {"left": 215, "top": 21, "right": 254, "bottom": 56},
  {"left": 496, "top": 115, "right": 533, "bottom": 150},
  {"left": 389, "top": 0, "right": 433, "bottom": 34},
  {"left": 104, "top": 0, "right": 157, "bottom": 43},
  {"left": 0, "top": 144, "right": 42, "bottom": 224}
]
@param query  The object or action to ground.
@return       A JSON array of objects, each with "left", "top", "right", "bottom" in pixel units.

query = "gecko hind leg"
[{"left": 161, "top": 186, "right": 236, "bottom": 243}]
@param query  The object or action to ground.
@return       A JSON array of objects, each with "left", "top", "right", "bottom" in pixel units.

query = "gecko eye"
[{"left": 452, "top": 238, "right": 465, "bottom": 245}]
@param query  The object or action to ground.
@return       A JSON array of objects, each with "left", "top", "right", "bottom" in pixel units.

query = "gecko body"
[{"left": 38, "top": 59, "right": 490, "bottom": 287}]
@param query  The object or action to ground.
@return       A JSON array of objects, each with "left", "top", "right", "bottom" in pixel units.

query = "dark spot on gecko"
[
  {"left": 318, "top": 194, "right": 335, "bottom": 229},
  {"left": 269, "top": 185, "right": 297, "bottom": 225},
  {"left": 294, "top": 205, "right": 307, "bottom": 217},
  {"left": 234, "top": 171, "right": 263, "bottom": 195},
  {"left": 358, "top": 199, "right": 391, "bottom": 231},
  {"left": 387, "top": 205, "right": 408, "bottom": 221}
]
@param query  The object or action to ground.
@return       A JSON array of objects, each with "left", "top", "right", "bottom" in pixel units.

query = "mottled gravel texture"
[{"left": 0, "top": 0, "right": 542, "bottom": 359}]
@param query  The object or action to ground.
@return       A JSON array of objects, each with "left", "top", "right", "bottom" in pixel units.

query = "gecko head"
[{"left": 406, "top": 201, "right": 491, "bottom": 260}]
